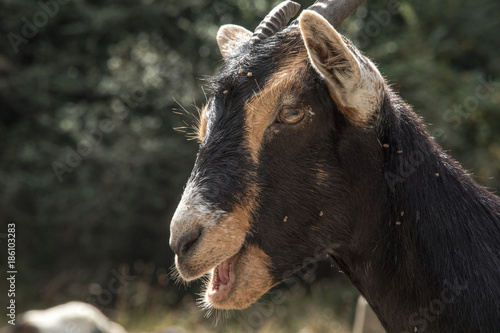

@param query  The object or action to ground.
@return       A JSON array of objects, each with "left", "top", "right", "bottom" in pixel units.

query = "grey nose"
[{"left": 170, "top": 229, "right": 202, "bottom": 257}]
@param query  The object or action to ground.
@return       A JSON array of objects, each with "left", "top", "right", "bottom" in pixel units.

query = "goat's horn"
[
  {"left": 308, "top": 0, "right": 366, "bottom": 28},
  {"left": 251, "top": 1, "right": 301, "bottom": 42}
]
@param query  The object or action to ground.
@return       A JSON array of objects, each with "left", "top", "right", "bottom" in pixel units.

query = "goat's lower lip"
[{"left": 207, "top": 254, "right": 237, "bottom": 302}]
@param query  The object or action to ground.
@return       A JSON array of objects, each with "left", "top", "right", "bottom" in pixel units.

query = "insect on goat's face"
[{"left": 170, "top": 5, "right": 385, "bottom": 310}]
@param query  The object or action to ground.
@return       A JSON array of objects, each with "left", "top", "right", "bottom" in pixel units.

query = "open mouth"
[
  {"left": 207, "top": 253, "right": 238, "bottom": 303},
  {"left": 196, "top": 243, "right": 273, "bottom": 310}
]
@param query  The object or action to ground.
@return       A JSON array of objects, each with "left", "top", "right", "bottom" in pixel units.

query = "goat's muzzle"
[{"left": 169, "top": 182, "right": 247, "bottom": 281}]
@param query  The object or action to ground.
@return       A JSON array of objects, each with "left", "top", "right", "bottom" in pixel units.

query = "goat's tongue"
[{"left": 218, "top": 258, "right": 231, "bottom": 285}]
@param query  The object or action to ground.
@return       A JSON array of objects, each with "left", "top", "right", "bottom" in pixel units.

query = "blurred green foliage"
[{"left": 0, "top": 0, "right": 499, "bottom": 330}]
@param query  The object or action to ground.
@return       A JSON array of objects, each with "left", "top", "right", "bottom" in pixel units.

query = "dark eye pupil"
[{"left": 280, "top": 109, "right": 304, "bottom": 123}]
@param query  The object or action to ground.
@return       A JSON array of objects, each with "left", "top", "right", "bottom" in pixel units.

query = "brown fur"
[
  {"left": 244, "top": 52, "right": 309, "bottom": 162},
  {"left": 203, "top": 244, "right": 273, "bottom": 309},
  {"left": 314, "top": 166, "right": 330, "bottom": 187},
  {"left": 172, "top": 180, "right": 259, "bottom": 281},
  {"left": 196, "top": 102, "right": 208, "bottom": 143},
  {"left": 174, "top": 204, "right": 252, "bottom": 280}
]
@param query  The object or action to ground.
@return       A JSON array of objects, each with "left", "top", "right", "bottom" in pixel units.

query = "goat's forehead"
[
  {"left": 199, "top": 31, "right": 313, "bottom": 145},
  {"left": 212, "top": 44, "right": 310, "bottom": 109},
  {"left": 212, "top": 29, "right": 304, "bottom": 91}
]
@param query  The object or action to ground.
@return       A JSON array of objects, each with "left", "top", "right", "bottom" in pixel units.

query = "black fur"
[{"left": 193, "top": 27, "right": 500, "bottom": 332}]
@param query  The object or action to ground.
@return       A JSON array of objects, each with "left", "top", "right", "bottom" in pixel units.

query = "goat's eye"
[{"left": 278, "top": 108, "right": 304, "bottom": 124}]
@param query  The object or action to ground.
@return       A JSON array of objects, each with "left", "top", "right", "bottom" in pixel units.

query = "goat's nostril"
[{"left": 175, "top": 230, "right": 202, "bottom": 257}]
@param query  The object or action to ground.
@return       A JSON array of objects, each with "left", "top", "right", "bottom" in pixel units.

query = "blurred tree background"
[{"left": 0, "top": 0, "right": 499, "bottom": 331}]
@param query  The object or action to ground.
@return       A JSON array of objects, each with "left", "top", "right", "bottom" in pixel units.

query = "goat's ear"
[
  {"left": 299, "top": 10, "right": 384, "bottom": 125},
  {"left": 217, "top": 24, "right": 252, "bottom": 58}
]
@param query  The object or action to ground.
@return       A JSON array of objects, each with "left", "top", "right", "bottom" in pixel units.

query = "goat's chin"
[{"left": 200, "top": 244, "right": 275, "bottom": 310}]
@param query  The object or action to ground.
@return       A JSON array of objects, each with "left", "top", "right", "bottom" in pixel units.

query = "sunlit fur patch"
[
  {"left": 199, "top": 244, "right": 274, "bottom": 310},
  {"left": 314, "top": 165, "right": 330, "bottom": 187},
  {"left": 243, "top": 51, "right": 310, "bottom": 162},
  {"left": 196, "top": 102, "right": 209, "bottom": 143}
]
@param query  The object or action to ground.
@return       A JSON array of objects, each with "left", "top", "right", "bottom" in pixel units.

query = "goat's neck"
[{"left": 332, "top": 91, "right": 500, "bottom": 331}]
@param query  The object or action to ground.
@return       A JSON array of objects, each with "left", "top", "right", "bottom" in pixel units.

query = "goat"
[{"left": 169, "top": 0, "right": 500, "bottom": 331}]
